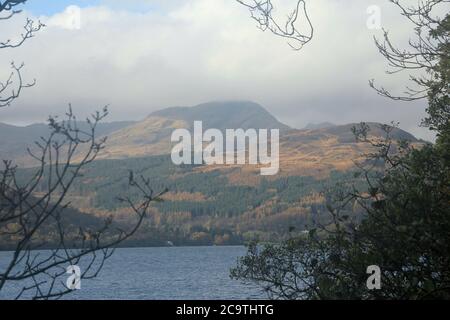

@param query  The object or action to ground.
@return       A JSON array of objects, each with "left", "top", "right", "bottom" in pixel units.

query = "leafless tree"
[
  {"left": 0, "top": 0, "right": 44, "bottom": 108},
  {"left": 370, "top": 0, "right": 449, "bottom": 101},
  {"left": 0, "top": 106, "right": 167, "bottom": 299},
  {"left": 236, "top": 0, "right": 313, "bottom": 50},
  {"left": 0, "top": 0, "right": 166, "bottom": 300}
]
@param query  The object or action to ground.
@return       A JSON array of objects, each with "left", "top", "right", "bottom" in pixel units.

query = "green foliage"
[
  {"left": 232, "top": 139, "right": 450, "bottom": 299},
  {"left": 14, "top": 152, "right": 360, "bottom": 246},
  {"left": 232, "top": 4, "right": 450, "bottom": 300}
]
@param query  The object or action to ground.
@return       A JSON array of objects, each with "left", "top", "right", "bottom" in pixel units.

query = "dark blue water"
[{"left": 0, "top": 246, "right": 266, "bottom": 300}]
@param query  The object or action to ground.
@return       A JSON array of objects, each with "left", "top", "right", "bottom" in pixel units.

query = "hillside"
[
  {"left": 0, "top": 120, "right": 136, "bottom": 167},
  {"left": 95, "top": 101, "right": 291, "bottom": 161},
  {"left": 0, "top": 102, "right": 418, "bottom": 167},
  {"left": 0, "top": 195, "right": 109, "bottom": 250},
  {"left": 303, "top": 122, "right": 336, "bottom": 130},
  {"left": 151, "top": 101, "right": 291, "bottom": 131},
  {"left": 2, "top": 101, "right": 423, "bottom": 246}
]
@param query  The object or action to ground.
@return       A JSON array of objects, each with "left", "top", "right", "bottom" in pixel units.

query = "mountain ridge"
[
  {"left": 150, "top": 101, "right": 291, "bottom": 131},
  {"left": 0, "top": 101, "right": 424, "bottom": 246},
  {"left": 0, "top": 101, "right": 420, "bottom": 168}
]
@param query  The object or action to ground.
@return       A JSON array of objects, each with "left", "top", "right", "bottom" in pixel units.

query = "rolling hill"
[
  {"left": 0, "top": 101, "right": 418, "bottom": 167},
  {"left": 150, "top": 101, "right": 291, "bottom": 131},
  {"left": 0, "top": 120, "right": 136, "bottom": 167},
  {"left": 0, "top": 101, "right": 423, "bottom": 246}
]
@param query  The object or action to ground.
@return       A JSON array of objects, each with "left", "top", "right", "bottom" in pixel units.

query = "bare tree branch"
[
  {"left": 236, "top": 0, "right": 313, "bottom": 50},
  {"left": 0, "top": 1, "right": 27, "bottom": 14},
  {"left": 0, "top": 0, "right": 43, "bottom": 108},
  {"left": 371, "top": 0, "right": 449, "bottom": 101},
  {"left": 0, "top": 17, "right": 45, "bottom": 49},
  {"left": 0, "top": 61, "right": 36, "bottom": 107},
  {"left": 0, "top": 107, "right": 167, "bottom": 299}
]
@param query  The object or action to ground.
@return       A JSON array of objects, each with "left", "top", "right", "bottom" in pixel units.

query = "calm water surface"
[{"left": 0, "top": 246, "right": 266, "bottom": 300}]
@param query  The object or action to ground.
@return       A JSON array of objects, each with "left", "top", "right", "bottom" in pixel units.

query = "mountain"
[
  {"left": 0, "top": 102, "right": 420, "bottom": 168},
  {"left": 3, "top": 101, "right": 423, "bottom": 246},
  {"left": 150, "top": 101, "right": 291, "bottom": 131},
  {"left": 290, "top": 122, "right": 418, "bottom": 144},
  {"left": 96, "top": 102, "right": 420, "bottom": 164},
  {"left": 55, "top": 117, "right": 421, "bottom": 246},
  {"left": 0, "top": 101, "right": 292, "bottom": 165},
  {"left": 0, "top": 121, "right": 136, "bottom": 145},
  {"left": 86, "top": 101, "right": 292, "bottom": 161},
  {"left": 304, "top": 122, "right": 335, "bottom": 130},
  {"left": 0, "top": 121, "right": 136, "bottom": 167}
]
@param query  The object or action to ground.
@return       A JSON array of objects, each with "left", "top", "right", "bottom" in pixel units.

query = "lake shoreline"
[
  {"left": 0, "top": 243, "right": 250, "bottom": 252},
  {"left": 0, "top": 246, "right": 265, "bottom": 299}
]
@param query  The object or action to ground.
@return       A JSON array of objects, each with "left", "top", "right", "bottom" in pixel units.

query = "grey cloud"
[{"left": 0, "top": 0, "right": 438, "bottom": 141}]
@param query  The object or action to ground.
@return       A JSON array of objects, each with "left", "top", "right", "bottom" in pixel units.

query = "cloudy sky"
[{"left": 0, "top": 0, "right": 442, "bottom": 141}]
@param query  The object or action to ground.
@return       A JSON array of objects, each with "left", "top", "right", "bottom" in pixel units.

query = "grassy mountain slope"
[{"left": 2, "top": 102, "right": 423, "bottom": 246}]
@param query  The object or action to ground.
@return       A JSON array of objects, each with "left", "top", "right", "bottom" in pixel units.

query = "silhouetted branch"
[
  {"left": 0, "top": 0, "right": 43, "bottom": 108},
  {"left": 0, "top": 1, "right": 26, "bottom": 14},
  {"left": 0, "top": 107, "right": 167, "bottom": 299},
  {"left": 371, "top": 0, "right": 449, "bottom": 101},
  {"left": 0, "top": 17, "right": 45, "bottom": 49},
  {"left": 0, "top": 62, "right": 36, "bottom": 107},
  {"left": 236, "top": 0, "right": 313, "bottom": 50}
]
